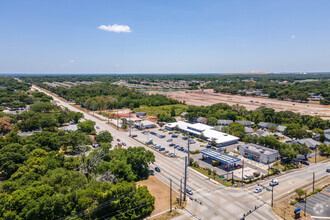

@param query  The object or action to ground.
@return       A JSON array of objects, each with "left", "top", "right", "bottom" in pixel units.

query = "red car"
[
  {"left": 117, "top": 139, "right": 120, "bottom": 142},
  {"left": 118, "top": 143, "right": 122, "bottom": 146}
]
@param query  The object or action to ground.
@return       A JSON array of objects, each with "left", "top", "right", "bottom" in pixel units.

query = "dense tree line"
[
  {"left": 0, "top": 91, "right": 156, "bottom": 219},
  {"left": 31, "top": 81, "right": 179, "bottom": 110},
  {"left": 0, "top": 77, "right": 52, "bottom": 109},
  {"left": 205, "top": 74, "right": 330, "bottom": 104}
]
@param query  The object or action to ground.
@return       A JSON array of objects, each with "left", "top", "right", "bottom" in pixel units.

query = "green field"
[{"left": 134, "top": 104, "right": 188, "bottom": 116}]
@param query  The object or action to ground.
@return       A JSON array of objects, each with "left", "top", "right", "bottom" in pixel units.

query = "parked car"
[
  {"left": 188, "top": 140, "right": 195, "bottom": 144},
  {"left": 155, "top": 146, "right": 161, "bottom": 150},
  {"left": 118, "top": 143, "right": 122, "bottom": 146},
  {"left": 182, "top": 136, "right": 188, "bottom": 140},
  {"left": 169, "top": 143, "right": 175, "bottom": 147},
  {"left": 326, "top": 169, "right": 330, "bottom": 173},
  {"left": 172, "top": 134, "right": 179, "bottom": 138},
  {"left": 254, "top": 187, "right": 262, "bottom": 193},
  {"left": 253, "top": 172, "right": 260, "bottom": 177},
  {"left": 186, "top": 189, "right": 193, "bottom": 195},
  {"left": 169, "top": 132, "right": 173, "bottom": 134},
  {"left": 167, "top": 139, "right": 173, "bottom": 142},
  {"left": 164, "top": 150, "right": 169, "bottom": 154},
  {"left": 149, "top": 170, "right": 155, "bottom": 175},
  {"left": 117, "top": 139, "right": 121, "bottom": 142},
  {"left": 122, "top": 142, "right": 126, "bottom": 146},
  {"left": 96, "top": 126, "right": 100, "bottom": 129},
  {"left": 159, "top": 148, "right": 165, "bottom": 151},
  {"left": 169, "top": 153, "right": 176, "bottom": 157},
  {"left": 155, "top": 167, "right": 161, "bottom": 172},
  {"left": 132, "top": 134, "right": 137, "bottom": 137},
  {"left": 301, "top": 161, "right": 310, "bottom": 165},
  {"left": 243, "top": 175, "right": 249, "bottom": 180},
  {"left": 269, "top": 179, "right": 279, "bottom": 186}
]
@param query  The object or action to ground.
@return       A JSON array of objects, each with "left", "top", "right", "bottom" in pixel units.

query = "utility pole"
[
  {"left": 180, "top": 178, "right": 182, "bottom": 206},
  {"left": 241, "top": 160, "right": 244, "bottom": 186},
  {"left": 170, "top": 179, "right": 172, "bottom": 212},
  {"left": 315, "top": 148, "right": 317, "bottom": 163},
  {"left": 187, "top": 138, "right": 190, "bottom": 166},
  {"left": 231, "top": 171, "right": 234, "bottom": 185},
  {"left": 271, "top": 183, "right": 274, "bottom": 207},
  {"left": 184, "top": 156, "right": 187, "bottom": 201},
  {"left": 313, "top": 172, "right": 315, "bottom": 192},
  {"left": 116, "top": 109, "right": 119, "bottom": 130},
  {"left": 304, "top": 193, "right": 307, "bottom": 216},
  {"left": 129, "top": 111, "right": 132, "bottom": 137},
  {"left": 107, "top": 108, "right": 110, "bottom": 124},
  {"left": 268, "top": 157, "right": 270, "bottom": 176}
]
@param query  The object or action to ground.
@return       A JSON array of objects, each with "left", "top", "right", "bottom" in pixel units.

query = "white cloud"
[
  {"left": 68, "top": 59, "right": 76, "bottom": 63},
  {"left": 98, "top": 24, "right": 131, "bottom": 33},
  {"left": 291, "top": 34, "right": 296, "bottom": 39}
]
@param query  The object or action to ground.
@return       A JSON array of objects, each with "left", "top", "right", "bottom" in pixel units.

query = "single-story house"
[
  {"left": 244, "top": 127, "right": 254, "bottom": 135},
  {"left": 239, "top": 143, "right": 279, "bottom": 164},
  {"left": 277, "top": 125, "right": 287, "bottom": 133},
  {"left": 294, "top": 138, "right": 321, "bottom": 149},
  {"left": 59, "top": 124, "right": 78, "bottom": 132},
  {"left": 258, "top": 122, "right": 277, "bottom": 129},
  {"left": 196, "top": 117, "right": 207, "bottom": 124},
  {"left": 136, "top": 112, "right": 146, "bottom": 117},
  {"left": 236, "top": 120, "right": 254, "bottom": 127},
  {"left": 180, "top": 112, "right": 188, "bottom": 118},
  {"left": 218, "top": 120, "right": 233, "bottom": 126}
]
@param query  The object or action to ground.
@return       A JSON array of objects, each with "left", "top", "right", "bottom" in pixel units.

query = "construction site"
[{"left": 148, "top": 89, "right": 330, "bottom": 120}]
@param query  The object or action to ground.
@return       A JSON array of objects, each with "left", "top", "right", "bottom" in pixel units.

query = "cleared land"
[
  {"left": 137, "top": 176, "right": 179, "bottom": 216},
  {"left": 149, "top": 89, "right": 330, "bottom": 120}
]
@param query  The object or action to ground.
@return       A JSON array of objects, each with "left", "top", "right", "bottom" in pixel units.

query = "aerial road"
[{"left": 30, "top": 84, "right": 329, "bottom": 219}]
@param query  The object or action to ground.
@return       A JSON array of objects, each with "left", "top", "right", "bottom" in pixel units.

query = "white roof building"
[{"left": 166, "top": 121, "right": 239, "bottom": 147}]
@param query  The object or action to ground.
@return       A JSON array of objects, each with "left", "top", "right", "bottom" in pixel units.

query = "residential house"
[
  {"left": 196, "top": 117, "right": 207, "bottom": 124},
  {"left": 236, "top": 120, "right": 254, "bottom": 127},
  {"left": 218, "top": 120, "right": 233, "bottom": 126}
]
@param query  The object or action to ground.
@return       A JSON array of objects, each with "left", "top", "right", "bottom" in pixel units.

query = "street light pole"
[
  {"left": 271, "top": 180, "right": 274, "bottom": 207},
  {"left": 184, "top": 156, "right": 187, "bottom": 201},
  {"left": 241, "top": 159, "right": 244, "bottom": 186},
  {"left": 170, "top": 178, "right": 172, "bottom": 212},
  {"left": 304, "top": 193, "right": 307, "bottom": 216},
  {"left": 187, "top": 138, "right": 190, "bottom": 166},
  {"left": 313, "top": 172, "right": 315, "bottom": 192}
]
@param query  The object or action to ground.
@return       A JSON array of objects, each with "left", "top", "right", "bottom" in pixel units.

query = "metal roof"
[{"left": 200, "top": 148, "right": 241, "bottom": 164}]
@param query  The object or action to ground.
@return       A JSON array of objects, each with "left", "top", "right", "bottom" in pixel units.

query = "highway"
[{"left": 32, "top": 84, "right": 329, "bottom": 220}]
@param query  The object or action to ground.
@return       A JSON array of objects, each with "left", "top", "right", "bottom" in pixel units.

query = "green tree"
[
  {"left": 206, "top": 117, "right": 218, "bottom": 126},
  {"left": 95, "top": 131, "right": 113, "bottom": 144},
  {"left": 77, "top": 120, "right": 96, "bottom": 134},
  {"left": 295, "top": 188, "right": 306, "bottom": 200}
]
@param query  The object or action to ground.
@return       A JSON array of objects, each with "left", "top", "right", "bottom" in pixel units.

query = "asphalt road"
[{"left": 32, "top": 84, "right": 329, "bottom": 220}]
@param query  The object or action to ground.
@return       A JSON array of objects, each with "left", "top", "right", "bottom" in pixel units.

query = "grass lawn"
[
  {"left": 190, "top": 166, "right": 234, "bottom": 186},
  {"left": 134, "top": 104, "right": 188, "bottom": 117}
]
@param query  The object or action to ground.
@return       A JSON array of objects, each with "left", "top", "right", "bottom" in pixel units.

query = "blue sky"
[{"left": 0, "top": 0, "right": 330, "bottom": 74}]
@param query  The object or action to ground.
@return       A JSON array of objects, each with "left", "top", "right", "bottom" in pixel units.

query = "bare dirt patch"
[
  {"left": 137, "top": 176, "right": 179, "bottom": 216},
  {"left": 151, "top": 89, "right": 330, "bottom": 119}
]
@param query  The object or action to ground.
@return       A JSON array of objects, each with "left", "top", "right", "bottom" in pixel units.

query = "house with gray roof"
[{"left": 218, "top": 120, "right": 233, "bottom": 126}]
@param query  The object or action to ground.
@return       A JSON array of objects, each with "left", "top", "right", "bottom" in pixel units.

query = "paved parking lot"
[
  {"left": 294, "top": 186, "right": 330, "bottom": 219},
  {"left": 130, "top": 127, "right": 207, "bottom": 158}
]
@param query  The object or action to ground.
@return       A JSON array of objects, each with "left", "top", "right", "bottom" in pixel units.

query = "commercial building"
[
  {"left": 165, "top": 121, "right": 239, "bottom": 147},
  {"left": 200, "top": 148, "right": 241, "bottom": 169},
  {"left": 135, "top": 120, "right": 156, "bottom": 130},
  {"left": 238, "top": 143, "right": 279, "bottom": 164}
]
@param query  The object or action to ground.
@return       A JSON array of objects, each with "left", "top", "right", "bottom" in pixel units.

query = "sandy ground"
[
  {"left": 137, "top": 176, "right": 179, "bottom": 216},
  {"left": 150, "top": 89, "right": 330, "bottom": 120}
]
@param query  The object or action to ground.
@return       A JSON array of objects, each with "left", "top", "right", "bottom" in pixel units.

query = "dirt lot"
[
  {"left": 150, "top": 89, "right": 330, "bottom": 119},
  {"left": 137, "top": 176, "right": 179, "bottom": 216}
]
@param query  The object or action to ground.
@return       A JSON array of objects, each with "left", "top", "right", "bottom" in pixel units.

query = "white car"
[
  {"left": 269, "top": 179, "right": 279, "bottom": 186},
  {"left": 243, "top": 175, "right": 249, "bottom": 180},
  {"left": 254, "top": 187, "right": 262, "bottom": 193}
]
